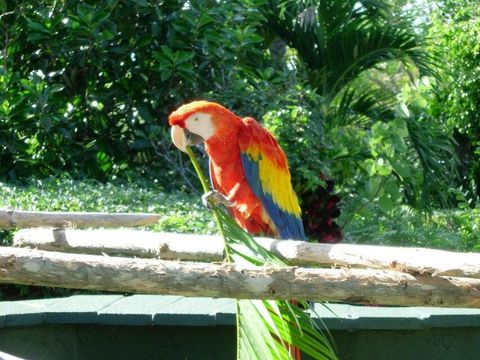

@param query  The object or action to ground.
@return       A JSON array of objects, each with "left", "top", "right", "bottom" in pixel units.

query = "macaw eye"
[{"left": 194, "top": 117, "right": 199, "bottom": 121}]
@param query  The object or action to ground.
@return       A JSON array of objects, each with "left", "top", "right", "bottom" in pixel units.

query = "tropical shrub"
[
  {"left": 0, "top": 0, "right": 267, "bottom": 182},
  {"left": 428, "top": 0, "right": 480, "bottom": 205},
  {"left": 257, "top": 0, "right": 458, "bottom": 220}
]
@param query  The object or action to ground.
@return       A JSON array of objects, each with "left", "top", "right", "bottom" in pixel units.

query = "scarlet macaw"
[{"left": 169, "top": 100, "right": 306, "bottom": 241}]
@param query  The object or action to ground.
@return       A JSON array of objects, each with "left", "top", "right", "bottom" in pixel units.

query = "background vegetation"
[{"left": 1, "top": 0, "right": 479, "bottom": 299}]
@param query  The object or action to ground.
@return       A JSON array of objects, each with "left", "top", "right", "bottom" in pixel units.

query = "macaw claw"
[{"left": 202, "top": 190, "right": 234, "bottom": 209}]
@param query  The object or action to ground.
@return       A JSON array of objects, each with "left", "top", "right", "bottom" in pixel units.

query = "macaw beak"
[
  {"left": 171, "top": 125, "right": 188, "bottom": 152},
  {"left": 171, "top": 125, "right": 204, "bottom": 153}
]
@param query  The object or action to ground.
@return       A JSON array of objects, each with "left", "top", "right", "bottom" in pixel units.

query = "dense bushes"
[
  {"left": 0, "top": 0, "right": 267, "bottom": 181},
  {"left": 428, "top": 0, "right": 480, "bottom": 204}
]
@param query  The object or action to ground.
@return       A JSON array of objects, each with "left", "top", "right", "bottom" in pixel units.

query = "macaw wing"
[{"left": 239, "top": 117, "right": 306, "bottom": 240}]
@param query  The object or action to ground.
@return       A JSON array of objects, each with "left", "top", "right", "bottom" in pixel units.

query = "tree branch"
[
  {"left": 13, "top": 228, "right": 480, "bottom": 278},
  {"left": 0, "top": 210, "right": 160, "bottom": 229}
]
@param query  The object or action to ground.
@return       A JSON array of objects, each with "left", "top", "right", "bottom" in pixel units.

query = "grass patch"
[
  {"left": 2, "top": 176, "right": 478, "bottom": 250},
  {"left": 341, "top": 205, "right": 480, "bottom": 252},
  {"left": 0, "top": 175, "right": 215, "bottom": 245}
]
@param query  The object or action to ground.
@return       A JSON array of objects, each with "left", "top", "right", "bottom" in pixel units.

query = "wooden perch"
[
  {"left": 0, "top": 209, "right": 160, "bottom": 229},
  {"left": 14, "top": 228, "right": 222, "bottom": 261},
  {"left": 271, "top": 240, "right": 480, "bottom": 279},
  {"left": 14, "top": 228, "right": 480, "bottom": 278},
  {"left": 0, "top": 246, "right": 479, "bottom": 308}
]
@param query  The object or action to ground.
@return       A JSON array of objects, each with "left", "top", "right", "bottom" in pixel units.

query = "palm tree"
[
  {"left": 262, "top": 0, "right": 433, "bottom": 98},
  {"left": 259, "top": 0, "right": 457, "bottom": 210}
]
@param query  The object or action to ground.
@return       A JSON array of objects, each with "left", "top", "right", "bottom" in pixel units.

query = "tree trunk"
[{"left": 1, "top": 246, "right": 479, "bottom": 308}]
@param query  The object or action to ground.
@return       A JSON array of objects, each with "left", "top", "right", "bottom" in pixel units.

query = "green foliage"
[
  {"left": 237, "top": 299, "right": 337, "bottom": 360},
  {"left": 0, "top": 230, "right": 12, "bottom": 246},
  {"left": 262, "top": 90, "right": 328, "bottom": 194},
  {"left": 0, "top": 0, "right": 268, "bottom": 180},
  {"left": 254, "top": 0, "right": 460, "bottom": 217},
  {"left": 261, "top": 0, "right": 435, "bottom": 98},
  {"left": 261, "top": 80, "right": 458, "bottom": 219},
  {"left": 428, "top": 0, "right": 480, "bottom": 203},
  {"left": 342, "top": 205, "right": 480, "bottom": 252}
]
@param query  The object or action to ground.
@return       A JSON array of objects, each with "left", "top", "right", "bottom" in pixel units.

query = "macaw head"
[{"left": 168, "top": 100, "right": 241, "bottom": 152}]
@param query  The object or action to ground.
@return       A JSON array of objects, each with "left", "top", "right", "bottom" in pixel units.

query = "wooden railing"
[{"left": 1, "top": 209, "right": 479, "bottom": 308}]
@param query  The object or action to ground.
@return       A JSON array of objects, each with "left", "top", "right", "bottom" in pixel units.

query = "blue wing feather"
[{"left": 241, "top": 153, "right": 306, "bottom": 240}]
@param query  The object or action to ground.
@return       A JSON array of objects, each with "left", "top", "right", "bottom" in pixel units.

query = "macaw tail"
[
  {"left": 292, "top": 345, "right": 301, "bottom": 360},
  {"left": 289, "top": 299, "right": 302, "bottom": 360}
]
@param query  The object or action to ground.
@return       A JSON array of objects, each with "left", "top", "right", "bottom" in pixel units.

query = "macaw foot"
[{"left": 202, "top": 190, "right": 234, "bottom": 209}]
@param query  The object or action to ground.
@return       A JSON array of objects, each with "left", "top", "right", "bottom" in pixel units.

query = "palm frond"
[
  {"left": 328, "top": 83, "right": 397, "bottom": 127},
  {"left": 217, "top": 208, "right": 338, "bottom": 359},
  {"left": 185, "top": 146, "right": 338, "bottom": 360},
  {"left": 261, "top": 0, "right": 436, "bottom": 96},
  {"left": 405, "top": 114, "right": 459, "bottom": 208}
]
